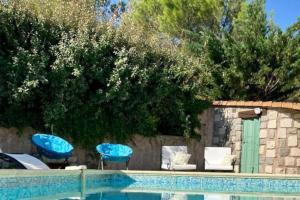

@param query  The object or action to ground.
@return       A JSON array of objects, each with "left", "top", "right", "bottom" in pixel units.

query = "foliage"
[
  {"left": 5, "top": 0, "right": 97, "bottom": 29},
  {"left": 282, "top": 19, "right": 300, "bottom": 100},
  {"left": 130, "top": 0, "right": 300, "bottom": 101},
  {"left": 130, "top": 0, "right": 244, "bottom": 39},
  {"left": 201, "top": 0, "right": 300, "bottom": 100},
  {"left": 0, "top": 1, "right": 210, "bottom": 146}
]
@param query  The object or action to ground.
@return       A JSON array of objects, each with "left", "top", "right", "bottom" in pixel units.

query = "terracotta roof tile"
[
  {"left": 212, "top": 100, "right": 300, "bottom": 111},
  {"left": 272, "top": 102, "right": 282, "bottom": 108},
  {"left": 222, "top": 101, "right": 227, "bottom": 105},
  {"left": 262, "top": 101, "right": 272, "bottom": 107},
  {"left": 286, "top": 103, "right": 295, "bottom": 109},
  {"left": 292, "top": 103, "right": 300, "bottom": 110},
  {"left": 282, "top": 102, "right": 293, "bottom": 109},
  {"left": 252, "top": 101, "right": 263, "bottom": 107},
  {"left": 227, "top": 101, "right": 237, "bottom": 106},
  {"left": 213, "top": 101, "right": 222, "bottom": 106},
  {"left": 236, "top": 101, "right": 244, "bottom": 106},
  {"left": 219, "top": 101, "right": 225, "bottom": 105},
  {"left": 243, "top": 101, "right": 254, "bottom": 106}
]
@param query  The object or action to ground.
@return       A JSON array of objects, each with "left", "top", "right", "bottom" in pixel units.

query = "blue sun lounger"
[{"left": 96, "top": 143, "right": 133, "bottom": 170}]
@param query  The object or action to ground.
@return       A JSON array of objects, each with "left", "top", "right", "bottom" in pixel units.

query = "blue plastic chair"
[
  {"left": 32, "top": 133, "right": 74, "bottom": 162},
  {"left": 96, "top": 143, "right": 133, "bottom": 170}
]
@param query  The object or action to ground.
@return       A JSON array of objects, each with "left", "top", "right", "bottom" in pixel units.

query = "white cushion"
[
  {"left": 161, "top": 146, "right": 188, "bottom": 167},
  {"left": 222, "top": 155, "right": 236, "bottom": 165},
  {"left": 171, "top": 152, "right": 191, "bottom": 165},
  {"left": 161, "top": 163, "right": 170, "bottom": 170},
  {"left": 161, "top": 146, "right": 196, "bottom": 170},
  {"left": 204, "top": 147, "right": 235, "bottom": 171},
  {"left": 162, "top": 163, "right": 196, "bottom": 171},
  {"left": 161, "top": 193, "right": 187, "bottom": 200},
  {"left": 170, "top": 164, "right": 197, "bottom": 170},
  {"left": 65, "top": 165, "right": 87, "bottom": 170},
  {"left": 204, "top": 194, "right": 230, "bottom": 200},
  {"left": 205, "top": 162, "right": 233, "bottom": 170},
  {"left": 205, "top": 147, "right": 231, "bottom": 164}
]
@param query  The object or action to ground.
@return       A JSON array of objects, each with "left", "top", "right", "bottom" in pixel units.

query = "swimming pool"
[{"left": 0, "top": 170, "right": 299, "bottom": 199}]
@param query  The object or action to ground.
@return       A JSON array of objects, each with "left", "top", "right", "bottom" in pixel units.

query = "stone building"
[{"left": 202, "top": 101, "right": 300, "bottom": 174}]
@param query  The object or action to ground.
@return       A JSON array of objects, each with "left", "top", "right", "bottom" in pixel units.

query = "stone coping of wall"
[
  {"left": 0, "top": 169, "right": 300, "bottom": 179},
  {"left": 213, "top": 101, "right": 300, "bottom": 111}
]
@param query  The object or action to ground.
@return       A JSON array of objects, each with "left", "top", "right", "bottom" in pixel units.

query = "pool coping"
[
  {"left": 84, "top": 170, "right": 300, "bottom": 179},
  {"left": 0, "top": 169, "right": 300, "bottom": 179}
]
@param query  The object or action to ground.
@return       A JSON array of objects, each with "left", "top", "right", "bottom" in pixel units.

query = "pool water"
[
  {"left": 0, "top": 170, "right": 300, "bottom": 200},
  {"left": 66, "top": 191, "right": 300, "bottom": 200}
]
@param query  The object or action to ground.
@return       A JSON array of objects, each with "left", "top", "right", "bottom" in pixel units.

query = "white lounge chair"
[
  {"left": 0, "top": 153, "right": 86, "bottom": 170},
  {"left": 204, "top": 147, "right": 235, "bottom": 171},
  {"left": 0, "top": 153, "right": 50, "bottom": 169},
  {"left": 161, "top": 146, "right": 196, "bottom": 171}
]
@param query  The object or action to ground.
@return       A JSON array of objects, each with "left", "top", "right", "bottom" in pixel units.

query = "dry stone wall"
[
  {"left": 259, "top": 110, "right": 300, "bottom": 174},
  {"left": 211, "top": 107, "right": 252, "bottom": 172},
  {"left": 211, "top": 107, "right": 300, "bottom": 174}
]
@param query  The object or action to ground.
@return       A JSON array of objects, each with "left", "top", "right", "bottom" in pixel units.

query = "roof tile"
[
  {"left": 272, "top": 102, "right": 282, "bottom": 108},
  {"left": 227, "top": 101, "right": 237, "bottom": 106},
  {"left": 243, "top": 101, "right": 254, "bottom": 106},
  {"left": 262, "top": 101, "right": 272, "bottom": 107},
  {"left": 292, "top": 103, "right": 300, "bottom": 110},
  {"left": 212, "top": 100, "right": 300, "bottom": 111},
  {"left": 236, "top": 101, "right": 244, "bottom": 106},
  {"left": 252, "top": 101, "right": 263, "bottom": 107},
  {"left": 282, "top": 102, "right": 293, "bottom": 109},
  {"left": 287, "top": 103, "right": 295, "bottom": 109},
  {"left": 213, "top": 101, "right": 221, "bottom": 106}
]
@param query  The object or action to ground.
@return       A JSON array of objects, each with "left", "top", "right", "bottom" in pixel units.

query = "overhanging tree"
[{"left": 0, "top": 1, "right": 211, "bottom": 146}]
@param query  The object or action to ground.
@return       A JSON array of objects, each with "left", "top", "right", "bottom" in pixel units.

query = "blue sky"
[{"left": 265, "top": 0, "right": 300, "bottom": 30}]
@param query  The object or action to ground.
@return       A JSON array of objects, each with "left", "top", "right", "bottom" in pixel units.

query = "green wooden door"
[{"left": 240, "top": 118, "right": 260, "bottom": 173}]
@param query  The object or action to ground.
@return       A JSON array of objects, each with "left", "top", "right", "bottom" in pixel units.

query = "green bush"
[{"left": 0, "top": 2, "right": 210, "bottom": 147}]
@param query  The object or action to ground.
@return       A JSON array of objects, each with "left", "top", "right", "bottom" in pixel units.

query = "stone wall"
[
  {"left": 198, "top": 108, "right": 214, "bottom": 149},
  {"left": 0, "top": 127, "right": 204, "bottom": 170},
  {"left": 259, "top": 110, "right": 300, "bottom": 174},
  {"left": 211, "top": 107, "right": 300, "bottom": 174},
  {"left": 2, "top": 106, "right": 299, "bottom": 174},
  {"left": 210, "top": 107, "right": 250, "bottom": 172}
]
